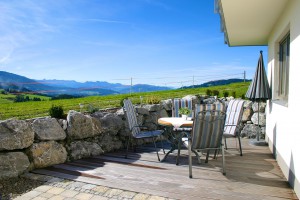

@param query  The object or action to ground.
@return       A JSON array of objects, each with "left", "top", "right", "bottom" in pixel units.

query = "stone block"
[{"left": 0, "top": 119, "right": 34, "bottom": 150}]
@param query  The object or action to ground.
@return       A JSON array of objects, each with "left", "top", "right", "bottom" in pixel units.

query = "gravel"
[{"left": 0, "top": 176, "right": 44, "bottom": 199}]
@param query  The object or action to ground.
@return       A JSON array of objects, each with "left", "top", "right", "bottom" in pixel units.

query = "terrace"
[{"left": 28, "top": 139, "right": 297, "bottom": 199}]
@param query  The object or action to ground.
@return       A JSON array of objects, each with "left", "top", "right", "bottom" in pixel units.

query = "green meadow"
[{"left": 0, "top": 82, "right": 250, "bottom": 120}]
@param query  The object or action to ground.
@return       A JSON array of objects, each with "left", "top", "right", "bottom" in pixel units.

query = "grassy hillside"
[{"left": 0, "top": 82, "right": 250, "bottom": 120}]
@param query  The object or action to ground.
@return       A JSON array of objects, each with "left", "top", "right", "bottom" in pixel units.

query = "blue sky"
[{"left": 0, "top": 0, "right": 267, "bottom": 88}]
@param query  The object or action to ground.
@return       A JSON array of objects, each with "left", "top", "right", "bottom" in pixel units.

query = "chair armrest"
[{"left": 131, "top": 125, "right": 148, "bottom": 131}]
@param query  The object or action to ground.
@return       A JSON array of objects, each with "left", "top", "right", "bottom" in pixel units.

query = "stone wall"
[{"left": 0, "top": 96, "right": 265, "bottom": 180}]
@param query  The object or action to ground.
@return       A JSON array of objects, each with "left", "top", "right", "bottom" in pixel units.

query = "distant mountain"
[
  {"left": 0, "top": 71, "right": 117, "bottom": 96},
  {"left": 0, "top": 71, "right": 172, "bottom": 97},
  {"left": 37, "top": 79, "right": 171, "bottom": 94},
  {"left": 182, "top": 78, "right": 251, "bottom": 89}
]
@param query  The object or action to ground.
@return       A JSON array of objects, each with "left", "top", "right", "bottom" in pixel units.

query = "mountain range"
[
  {"left": 0, "top": 71, "right": 248, "bottom": 97},
  {"left": 0, "top": 71, "right": 171, "bottom": 96}
]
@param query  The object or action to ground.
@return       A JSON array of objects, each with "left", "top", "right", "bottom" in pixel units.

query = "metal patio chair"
[
  {"left": 123, "top": 99, "right": 164, "bottom": 161},
  {"left": 182, "top": 110, "right": 226, "bottom": 177},
  {"left": 223, "top": 99, "right": 245, "bottom": 156}
]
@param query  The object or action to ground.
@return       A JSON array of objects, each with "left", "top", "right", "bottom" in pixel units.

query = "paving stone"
[
  {"left": 90, "top": 195, "right": 109, "bottom": 200},
  {"left": 20, "top": 190, "right": 42, "bottom": 199},
  {"left": 60, "top": 189, "right": 79, "bottom": 198},
  {"left": 47, "top": 187, "right": 65, "bottom": 195},
  {"left": 148, "top": 196, "right": 167, "bottom": 200},
  {"left": 39, "top": 192, "right": 55, "bottom": 198},
  {"left": 92, "top": 185, "right": 110, "bottom": 194},
  {"left": 68, "top": 181, "right": 87, "bottom": 188},
  {"left": 132, "top": 193, "right": 150, "bottom": 200},
  {"left": 82, "top": 183, "right": 97, "bottom": 190},
  {"left": 118, "top": 191, "right": 137, "bottom": 199},
  {"left": 47, "top": 177, "right": 65, "bottom": 183},
  {"left": 103, "top": 188, "right": 123, "bottom": 198},
  {"left": 34, "top": 185, "right": 53, "bottom": 192},
  {"left": 13, "top": 196, "right": 32, "bottom": 200},
  {"left": 32, "top": 196, "right": 48, "bottom": 200},
  {"left": 48, "top": 195, "right": 65, "bottom": 200},
  {"left": 74, "top": 192, "right": 94, "bottom": 200}
]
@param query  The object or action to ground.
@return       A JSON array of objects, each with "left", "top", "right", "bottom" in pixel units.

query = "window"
[{"left": 277, "top": 33, "right": 290, "bottom": 101}]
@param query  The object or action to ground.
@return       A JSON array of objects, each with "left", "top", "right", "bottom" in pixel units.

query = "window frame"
[{"left": 274, "top": 32, "right": 290, "bottom": 105}]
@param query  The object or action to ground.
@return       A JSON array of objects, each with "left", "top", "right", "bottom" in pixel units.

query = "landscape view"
[
  {"left": 2, "top": 1, "right": 298, "bottom": 200},
  {"left": 0, "top": 70, "right": 250, "bottom": 120}
]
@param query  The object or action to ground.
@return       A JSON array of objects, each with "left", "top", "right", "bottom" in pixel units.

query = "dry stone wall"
[{"left": 0, "top": 96, "right": 265, "bottom": 180}]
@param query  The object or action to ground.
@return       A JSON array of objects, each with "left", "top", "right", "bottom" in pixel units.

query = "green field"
[{"left": 0, "top": 82, "right": 250, "bottom": 120}]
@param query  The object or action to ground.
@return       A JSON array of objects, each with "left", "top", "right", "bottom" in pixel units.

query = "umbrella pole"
[{"left": 257, "top": 101, "right": 260, "bottom": 141}]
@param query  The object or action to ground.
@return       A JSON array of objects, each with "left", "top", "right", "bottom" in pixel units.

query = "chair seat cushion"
[
  {"left": 182, "top": 137, "right": 189, "bottom": 148},
  {"left": 173, "top": 127, "right": 192, "bottom": 132},
  {"left": 134, "top": 130, "right": 164, "bottom": 139}
]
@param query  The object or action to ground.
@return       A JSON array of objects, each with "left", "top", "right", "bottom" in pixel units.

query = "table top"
[{"left": 158, "top": 117, "right": 193, "bottom": 128}]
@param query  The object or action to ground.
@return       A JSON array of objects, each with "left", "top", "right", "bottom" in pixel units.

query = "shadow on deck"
[{"left": 33, "top": 138, "right": 298, "bottom": 200}]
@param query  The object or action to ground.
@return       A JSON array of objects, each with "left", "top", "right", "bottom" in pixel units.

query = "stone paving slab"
[{"left": 14, "top": 173, "right": 173, "bottom": 200}]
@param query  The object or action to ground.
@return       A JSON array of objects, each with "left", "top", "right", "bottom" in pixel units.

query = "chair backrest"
[
  {"left": 123, "top": 99, "right": 140, "bottom": 136},
  {"left": 195, "top": 103, "right": 226, "bottom": 114},
  {"left": 224, "top": 99, "right": 245, "bottom": 136},
  {"left": 191, "top": 110, "right": 226, "bottom": 149},
  {"left": 172, "top": 98, "right": 193, "bottom": 117}
]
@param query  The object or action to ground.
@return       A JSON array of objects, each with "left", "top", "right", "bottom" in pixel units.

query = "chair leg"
[
  {"left": 160, "top": 140, "right": 165, "bottom": 154},
  {"left": 205, "top": 150, "right": 209, "bottom": 163},
  {"left": 152, "top": 137, "right": 160, "bottom": 161},
  {"left": 176, "top": 139, "right": 181, "bottom": 165},
  {"left": 224, "top": 137, "right": 228, "bottom": 150},
  {"left": 221, "top": 144, "right": 226, "bottom": 175},
  {"left": 188, "top": 137, "right": 193, "bottom": 178},
  {"left": 125, "top": 136, "right": 130, "bottom": 159},
  {"left": 238, "top": 136, "right": 243, "bottom": 156}
]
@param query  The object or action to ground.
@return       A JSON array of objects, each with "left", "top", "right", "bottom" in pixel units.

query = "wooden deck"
[{"left": 33, "top": 138, "right": 298, "bottom": 200}]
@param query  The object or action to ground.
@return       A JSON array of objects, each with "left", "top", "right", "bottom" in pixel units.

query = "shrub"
[
  {"left": 146, "top": 96, "right": 161, "bottom": 104},
  {"left": 212, "top": 90, "right": 219, "bottom": 97},
  {"left": 179, "top": 107, "right": 191, "bottom": 115},
  {"left": 223, "top": 91, "right": 229, "bottom": 98},
  {"left": 120, "top": 96, "right": 129, "bottom": 107},
  {"left": 49, "top": 105, "right": 64, "bottom": 119},
  {"left": 232, "top": 91, "right": 236, "bottom": 98},
  {"left": 86, "top": 104, "right": 99, "bottom": 114},
  {"left": 206, "top": 89, "right": 212, "bottom": 96}
]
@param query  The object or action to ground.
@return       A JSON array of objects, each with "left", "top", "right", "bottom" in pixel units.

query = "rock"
[
  {"left": 161, "top": 99, "right": 172, "bottom": 111},
  {"left": 135, "top": 107, "right": 150, "bottom": 115},
  {"left": 143, "top": 104, "right": 161, "bottom": 112},
  {"left": 243, "top": 100, "right": 253, "bottom": 109},
  {"left": 67, "top": 110, "right": 101, "bottom": 140},
  {"left": 252, "top": 102, "right": 266, "bottom": 113},
  {"left": 99, "top": 135, "right": 123, "bottom": 152},
  {"left": 28, "top": 141, "right": 67, "bottom": 168},
  {"left": 0, "top": 119, "right": 34, "bottom": 151},
  {"left": 242, "top": 108, "right": 253, "bottom": 122},
  {"left": 251, "top": 112, "right": 266, "bottom": 126},
  {"left": 115, "top": 108, "right": 125, "bottom": 117},
  {"left": 32, "top": 118, "right": 66, "bottom": 141},
  {"left": 240, "top": 124, "right": 261, "bottom": 138},
  {"left": 92, "top": 112, "right": 123, "bottom": 136},
  {"left": 67, "top": 141, "right": 103, "bottom": 160},
  {"left": 159, "top": 109, "right": 169, "bottom": 118},
  {"left": 58, "top": 119, "right": 68, "bottom": 130},
  {"left": 0, "top": 152, "right": 30, "bottom": 179}
]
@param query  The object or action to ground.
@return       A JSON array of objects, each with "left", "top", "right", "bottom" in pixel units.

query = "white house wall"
[{"left": 266, "top": 0, "right": 300, "bottom": 197}]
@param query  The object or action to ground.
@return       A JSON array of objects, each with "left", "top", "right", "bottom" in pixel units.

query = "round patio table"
[{"left": 158, "top": 117, "right": 193, "bottom": 165}]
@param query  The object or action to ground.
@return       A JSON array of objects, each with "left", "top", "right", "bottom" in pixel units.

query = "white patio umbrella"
[{"left": 246, "top": 51, "right": 271, "bottom": 143}]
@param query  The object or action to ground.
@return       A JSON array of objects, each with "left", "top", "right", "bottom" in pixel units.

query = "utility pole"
[
  {"left": 130, "top": 77, "right": 133, "bottom": 96},
  {"left": 244, "top": 71, "right": 246, "bottom": 82},
  {"left": 193, "top": 75, "right": 195, "bottom": 88}
]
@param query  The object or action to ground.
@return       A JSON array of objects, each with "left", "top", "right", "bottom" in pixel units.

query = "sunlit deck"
[{"left": 33, "top": 138, "right": 297, "bottom": 200}]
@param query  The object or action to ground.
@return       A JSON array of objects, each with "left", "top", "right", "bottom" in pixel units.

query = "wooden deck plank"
[{"left": 32, "top": 138, "right": 298, "bottom": 200}]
